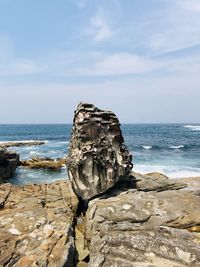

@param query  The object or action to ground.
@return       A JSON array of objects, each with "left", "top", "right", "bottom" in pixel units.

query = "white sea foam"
[
  {"left": 169, "top": 145, "right": 184, "bottom": 149},
  {"left": 30, "top": 151, "right": 41, "bottom": 155},
  {"left": 134, "top": 164, "right": 200, "bottom": 178},
  {"left": 184, "top": 125, "right": 200, "bottom": 131},
  {"left": 142, "top": 146, "right": 152, "bottom": 150},
  {"left": 61, "top": 165, "right": 67, "bottom": 169},
  {"left": 58, "top": 141, "right": 69, "bottom": 144}
]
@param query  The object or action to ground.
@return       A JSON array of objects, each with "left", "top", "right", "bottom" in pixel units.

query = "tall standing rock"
[{"left": 66, "top": 103, "right": 133, "bottom": 200}]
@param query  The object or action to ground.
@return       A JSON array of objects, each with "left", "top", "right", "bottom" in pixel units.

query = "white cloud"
[
  {"left": 143, "top": 0, "right": 200, "bottom": 54},
  {"left": 87, "top": 11, "right": 115, "bottom": 42},
  {"left": 80, "top": 53, "right": 160, "bottom": 76},
  {"left": 1, "top": 70, "right": 199, "bottom": 123},
  {"left": 0, "top": 58, "right": 39, "bottom": 76},
  {"left": 179, "top": 0, "right": 200, "bottom": 13},
  {"left": 0, "top": 35, "right": 38, "bottom": 76}
]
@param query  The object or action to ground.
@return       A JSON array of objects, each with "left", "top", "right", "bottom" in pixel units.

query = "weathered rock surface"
[
  {"left": 85, "top": 173, "right": 200, "bottom": 267},
  {"left": 66, "top": 103, "right": 133, "bottom": 200},
  {"left": 20, "top": 157, "right": 66, "bottom": 170},
  {"left": 0, "top": 180, "right": 78, "bottom": 267},
  {"left": 0, "top": 148, "right": 19, "bottom": 182},
  {"left": 0, "top": 141, "right": 46, "bottom": 148}
]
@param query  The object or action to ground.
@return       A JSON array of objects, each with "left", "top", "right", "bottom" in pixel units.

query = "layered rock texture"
[
  {"left": 0, "top": 148, "right": 19, "bottom": 182},
  {"left": 85, "top": 173, "right": 200, "bottom": 267},
  {"left": 0, "top": 180, "right": 78, "bottom": 267},
  {"left": 66, "top": 103, "right": 133, "bottom": 200}
]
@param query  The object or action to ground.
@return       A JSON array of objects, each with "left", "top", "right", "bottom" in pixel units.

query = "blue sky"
[{"left": 0, "top": 0, "right": 200, "bottom": 123}]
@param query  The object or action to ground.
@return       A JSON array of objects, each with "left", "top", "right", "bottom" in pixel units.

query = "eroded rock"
[{"left": 66, "top": 103, "right": 133, "bottom": 200}]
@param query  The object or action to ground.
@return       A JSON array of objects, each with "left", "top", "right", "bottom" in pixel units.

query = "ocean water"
[{"left": 0, "top": 124, "right": 200, "bottom": 185}]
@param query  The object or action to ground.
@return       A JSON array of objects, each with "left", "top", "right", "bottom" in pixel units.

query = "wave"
[
  {"left": 133, "top": 144, "right": 200, "bottom": 151},
  {"left": 142, "top": 146, "right": 152, "bottom": 150},
  {"left": 169, "top": 145, "right": 184, "bottom": 149},
  {"left": 30, "top": 151, "right": 41, "bottom": 155},
  {"left": 184, "top": 125, "right": 200, "bottom": 131},
  {"left": 134, "top": 164, "right": 200, "bottom": 178}
]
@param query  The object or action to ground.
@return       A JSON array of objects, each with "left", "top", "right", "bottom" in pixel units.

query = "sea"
[{"left": 0, "top": 124, "right": 200, "bottom": 185}]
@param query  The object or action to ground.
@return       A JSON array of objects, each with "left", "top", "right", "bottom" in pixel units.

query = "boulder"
[
  {"left": 0, "top": 147, "right": 19, "bottom": 182},
  {"left": 66, "top": 103, "right": 133, "bottom": 200},
  {"left": 0, "top": 180, "right": 78, "bottom": 267}
]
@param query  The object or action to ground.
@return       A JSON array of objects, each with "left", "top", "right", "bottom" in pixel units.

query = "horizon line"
[{"left": 0, "top": 122, "right": 199, "bottom": 125}]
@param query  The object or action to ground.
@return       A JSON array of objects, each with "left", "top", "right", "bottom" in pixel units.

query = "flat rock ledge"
[
  {"left": 0, "top": 141, "right": 46, "bottom": 148},
  {"left": 0, "top": 174, "right": 199, "bottom": 266},
  {"left": 0, "top": 180, "right": 78, "bottom": 267},
  {"left": 19, "top": 157, "right": 66, "bottom": 170},
  {"left": 85, "top": 173, "right": 200, "bottom": 267},
  {"left": 66, "top": 103, "right": 132, "bottom": 201}
]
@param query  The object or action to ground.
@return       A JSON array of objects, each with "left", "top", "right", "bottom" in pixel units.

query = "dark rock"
[
  {"left": 0, "top": 148, "right": 19, "bottom": 182},
  {"left": 66, "top": 103, "right": 133, "bottom": 200}
]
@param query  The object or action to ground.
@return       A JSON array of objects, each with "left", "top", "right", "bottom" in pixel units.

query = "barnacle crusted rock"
[{"left": 66, "top": 103, "right": 133, "bottom": 200}]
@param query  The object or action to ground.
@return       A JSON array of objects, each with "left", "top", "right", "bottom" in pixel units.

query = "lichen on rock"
[{"left": 66, "top": 103, "right": 133, "bottom": 200}]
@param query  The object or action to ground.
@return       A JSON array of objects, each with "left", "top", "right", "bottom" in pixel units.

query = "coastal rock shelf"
[
  {"left": 0, "top": 180, "right": 78, "bottom": 267},
  {"left": 0, "top": 148, "right": 19, "bottom": 182},
  {"left": 66, "top": 103, "right": 133, "bottom": 200},
  {"left": 85, "top": 173, "right": 200, "bottom": 267},
  {"left": 1, "top": 104, "right": 200, "bottom": 266},
  {"left": 20, "top": 157, "right": 66, "bottom": 170},
  {"left": 0, "top": 140, "right": 46, "bottom": 148}
]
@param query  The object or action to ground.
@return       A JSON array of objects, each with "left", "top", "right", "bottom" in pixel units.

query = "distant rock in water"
[
  {"left": 0, "top": 140, "right": 46, "bottom": 148},
  {"left": 66, "top": 103, "right": 133, "bottom": 200},
  {"left": 20, "top": 157, "right": 66, "bottom": 170},
  {"left": 0, "top": 147, "right": 19, "bottom": 182}
]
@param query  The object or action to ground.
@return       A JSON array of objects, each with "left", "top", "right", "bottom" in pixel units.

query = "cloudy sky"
[{"left": 0, "top": 0, "right": 199, "bottom": 123}]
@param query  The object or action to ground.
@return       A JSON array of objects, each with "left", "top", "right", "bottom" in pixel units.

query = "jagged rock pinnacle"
[{"left": 66, "top": 103, "right": 133, "bottom": 200}]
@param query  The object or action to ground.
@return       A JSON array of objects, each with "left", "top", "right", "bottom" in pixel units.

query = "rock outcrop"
[
  {"left": 20, "top": 157, "right": 66, "bottom": 170},
  {"left": 85, "top": 173, "right": 200, "bottom": 267},
  {"left": 0, "top": 141, "right": 46, "bottom": 148},
  {"left": 0, "top": 180, "right": 78, "bottom": 267},
  {"left": 0, "top": 148, "right": 19, "bottom": 182},
  {"left": 66, "top": 103, "right": 133, "bottom": 200}
]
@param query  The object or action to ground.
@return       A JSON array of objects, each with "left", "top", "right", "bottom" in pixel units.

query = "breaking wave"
[
  {"left": 169, "top": 145, "right": 184, "bottom": 149},
  {"left": 142, "top": 146, "right": 152, "bottom": 150},
  {"left": 184, "top": 125, "right": 200, "bottom": 131}
]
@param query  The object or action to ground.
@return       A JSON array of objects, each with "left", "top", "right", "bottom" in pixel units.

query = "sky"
[{"left": 0, "top": 0, "right": 200, "bottom": 123}]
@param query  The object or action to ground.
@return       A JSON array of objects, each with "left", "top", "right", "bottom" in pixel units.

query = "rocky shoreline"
[
  {"left": 0, "top": 174, "right": 199, "bottom": 266},
  {"left": 0, "top": 103, "right": 200, "bottom": 266}
]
